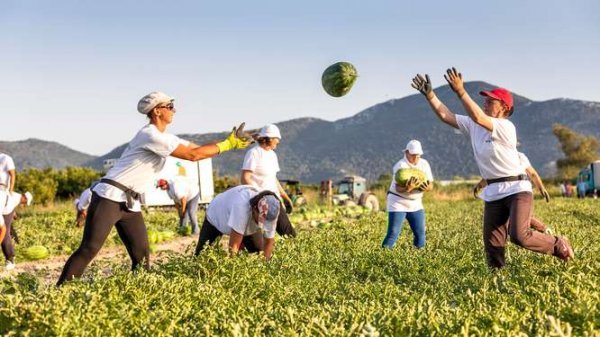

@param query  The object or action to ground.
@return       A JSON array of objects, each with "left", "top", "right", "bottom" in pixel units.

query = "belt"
[
  {"left": 485, "top": 174, "right": 529, "bottom": 185},
  {"left": 100, "top": 178, "right": 141, "bottom": 209},
  {"left": 387, "top": 190, "right": 410, "bottom": 200}
]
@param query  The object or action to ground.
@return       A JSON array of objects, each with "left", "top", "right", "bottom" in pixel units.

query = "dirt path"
[{"left": 0, "top": 236, "right": 198, "bottom": 285}]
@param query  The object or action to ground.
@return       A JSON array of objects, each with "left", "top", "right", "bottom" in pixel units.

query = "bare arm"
[
  {"left": 228, "top": 230, "right": 244, "bottom": 256},
  {"left": 411, "top": 74, "right": 458, "bottom": 129},
  {"left": 8, "top": 170, "right": 16, "bottom": 192},
  {"left": 444, "top": 67, "right": 493, "bottom": 132},
  {"left": 240, "top": 170, "right": 254, "bottom": 185},
  {"left": 178, "top": 197, "right": 187, "bottom": 218},
  {"left": 263, "top": 237, "right": 275, "bottom": 261},
  {"left": 525, "top": 166, "right": 550, "bottom": 202},
  {"left": 276, "top": 180, "right": 291, "bottom": 202},
  {"left": 171, "top": 143, "right": 220, "bottom": 161}
]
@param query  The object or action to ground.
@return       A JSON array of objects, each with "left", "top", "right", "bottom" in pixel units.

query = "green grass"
[{"left": 0, "top": 198, "right": 598, "bottom": 336}]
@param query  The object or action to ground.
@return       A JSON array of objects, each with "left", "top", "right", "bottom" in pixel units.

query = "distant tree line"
[{"left": 15, "top": 167, "right": 102, "bottom": 205}]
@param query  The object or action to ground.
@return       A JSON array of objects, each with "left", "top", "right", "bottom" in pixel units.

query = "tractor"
[
  {"left": 331, "top": 175, "right": 380, "bottom": 211},
  {"left": 280, "top": 179, "right": 307, "bottom": 206}
]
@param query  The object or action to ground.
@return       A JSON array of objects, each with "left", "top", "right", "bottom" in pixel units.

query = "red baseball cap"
[
  {"left": 155, "top": 179, "right": 168, "bottom": 188},
  {"left": 479, "top": 88, "right": 513, "bottom": 110}
]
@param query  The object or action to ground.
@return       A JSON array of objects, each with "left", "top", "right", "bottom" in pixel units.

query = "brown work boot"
[{"left": 554, "top": 237, "right": 574, "bottom": 261}]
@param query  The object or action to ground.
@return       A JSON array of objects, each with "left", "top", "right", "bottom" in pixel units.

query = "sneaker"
[
  {"left": 5, "top": 261, "right": 15, "bottom": 271},
  {"left": 554, "top": 237, "right": 574, "bottom": 261}
]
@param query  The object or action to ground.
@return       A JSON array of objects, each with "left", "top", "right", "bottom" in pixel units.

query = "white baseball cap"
[
  {"left": 137, "top": 91, "right": 174, "bottom": 115},
  {"left": 24, "top": 192, "right": 33, "bottom": 206},
  {"left": 405, "top": 140, "right": 423, "bottom": 155},
  {"left": 258, "top": 124, "right": 282, "bottom": 139}
]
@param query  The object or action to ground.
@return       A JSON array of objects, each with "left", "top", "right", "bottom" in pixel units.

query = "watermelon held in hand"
[
  {"left": 395, "top": 168, "right": 427, "bottom": 187},
  {"left": 321, "top": 62, "right": 358, "bottom": 97}
]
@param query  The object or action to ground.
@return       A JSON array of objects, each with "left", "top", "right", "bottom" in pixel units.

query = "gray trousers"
[
  {"left": 179, "top": 193, "right": 200, "bottom": 234},
  {"left": 483, "top": 192, "right": 558, "bottom": 268}
]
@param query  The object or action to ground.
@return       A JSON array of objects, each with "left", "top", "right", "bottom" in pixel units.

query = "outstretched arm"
[
  {"left": 411, "top": 74, "right": 459, "bottom": 129},
  {"left": 171, "top": 123, "right": 251, "bottom": 161},
  {"left": 444, "top": 67, "right": 493, "bottom": 132}
]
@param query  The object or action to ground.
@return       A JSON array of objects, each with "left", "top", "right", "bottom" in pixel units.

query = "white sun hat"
[
  {"left": 24, "top": 192, "right": 33, "bottom": 206},
  {"left": 405, "top": 140, "right": 423, "bottom": 155},
  {"left": 257, "top": 124, "right": 282, "bottom": 139},
  {"left": 137, "top": 91, "right": 174, "bottom": 115}
]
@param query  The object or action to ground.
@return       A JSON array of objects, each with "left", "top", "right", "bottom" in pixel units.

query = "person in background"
[
  {"left": 382, "top": 140, "right": 434, "bottom": 249},
  {"left": 240, "top": 124, "right": 296, "bottom": 241},
  {"left": 74, "top": 187, "right": 93, "bottom": 227},
  {"left": 57, "top": 91, "right": 250, "bottom": 285},
  {"left": 194, "top": 185, "right": 280, "bottom": 260},
  {"left": 0, "top": 153, "right": 16, "bottom": 193},
  {"left": 156, "top": 178, "right": 200, "bottom": 235},
  {"left": 577, "top": 180, "right": 587, "bottom": 198},
  {"left": 1, "top": 191, "right": 33, "bottom": 270},
  {"left": 411, "top": 67, "right": 573, "bottom": 268}
]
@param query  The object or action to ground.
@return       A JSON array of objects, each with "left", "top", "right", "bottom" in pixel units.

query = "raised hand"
[
  {"left": 234, "top": 122, "right": 256, "bottom": 143},
  {"left": 444, "top": 67, "right": 466, "bottom": 97},
  {"left": 411, "top": 74, "right": 434, "bottom": 99}
]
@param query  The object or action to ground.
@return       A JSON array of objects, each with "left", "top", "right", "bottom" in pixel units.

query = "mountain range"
[{"left": 2, "top": 81, "right": 599, "bottom": 183}]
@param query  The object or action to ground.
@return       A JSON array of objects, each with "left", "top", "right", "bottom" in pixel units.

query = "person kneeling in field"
[
  {"left": 74, "top": 187, "right": 92, "bottom": 227},
  {"left": 474, "top": 152, "right": 553, "bottom": 234},
  {"left": 1, "top": 191, "right": 33, "bottom": 270},
  {"left": 194, "top": 185, "right": 280, "bottom": 260}
]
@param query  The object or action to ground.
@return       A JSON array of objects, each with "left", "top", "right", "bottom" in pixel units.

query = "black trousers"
[
  {"left": 241, "top": 209, "right": 296, "bottom": 253},
  {"left": 194, "top": 217, "right": 264, "bottom": 255},
  {"left": 57, "top": 193, "right": 150, "bottom": 285}
]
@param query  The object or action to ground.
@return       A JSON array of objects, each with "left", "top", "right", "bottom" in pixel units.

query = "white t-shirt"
[
  {"left": 241, "top": 145, "right": 281, "bottom": 196},
  {"left": 387, "top": 156, "right": 434, "bottom": 212},
  {"left": 166, "top": 177, "right": 200, "bottom": 204},
  {"left": 0, "top": 153, "right": 16, "bottom": 190},
  {"left": 93, "top": 124, "right": 189, "bottom": 211},
  {"left": 75, "top": 188, "right": 93, "bottom": 211},
  {"left": 206, "top": 185, "right": 276, "bottom": 239},
  {"left": 3, "top": 192, "right": 21, "bottom": 215},
  {"left": 456, "top": 115, "right": 532, "bottom": 202},
  {"left": 478, "top": 151, "right": 534, "bottom": 200}
]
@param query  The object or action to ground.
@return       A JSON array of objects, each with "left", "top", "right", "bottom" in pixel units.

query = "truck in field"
[
  {"left": 103, "top": 157, "right": 214, "bottom": 207},
  {"left": 577, "top": 160, "right": 600, "bottom": 196}
]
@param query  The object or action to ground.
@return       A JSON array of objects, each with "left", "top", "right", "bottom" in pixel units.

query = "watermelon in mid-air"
[{"left": 321, "top": 62, "right": 358, "bottom": 97}]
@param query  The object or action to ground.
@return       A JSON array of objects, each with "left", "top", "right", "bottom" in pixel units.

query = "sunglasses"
[{"left": 157, "top": 103, "right": 175, "bottom": 111}]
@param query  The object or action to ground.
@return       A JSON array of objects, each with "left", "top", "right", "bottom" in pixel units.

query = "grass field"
[{"left": 0, "top": 196, "right": 598, "bottom": 336}]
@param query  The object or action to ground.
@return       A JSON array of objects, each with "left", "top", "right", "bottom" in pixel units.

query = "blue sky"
[{"left": 1, "top": 0, "right": 599, "bottom": 155}]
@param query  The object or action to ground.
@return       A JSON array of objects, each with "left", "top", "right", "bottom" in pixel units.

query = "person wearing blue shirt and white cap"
[{"left": 194, "top": 185, "right": 280, "bottom": 260}]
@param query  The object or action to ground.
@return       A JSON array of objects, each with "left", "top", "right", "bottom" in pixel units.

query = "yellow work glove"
[{"left": 216, "top": 123, "right": 251, "bottom": 153}]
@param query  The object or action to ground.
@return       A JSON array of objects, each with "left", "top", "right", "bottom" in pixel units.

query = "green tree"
[
  {"left": 15, "top": 168, "right": 59, "bottom": 205},
  {"left": 552, "top": 123, "right": 600, "bottom": 179},
  {"left": 55, "top": 166, "right": 102, "bottom": 199}
]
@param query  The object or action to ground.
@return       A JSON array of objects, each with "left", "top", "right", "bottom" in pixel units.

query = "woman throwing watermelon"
[
  {"left": 57, "top": 91, "right": 251, "bottom": 285},
  {"left": 410, "top": 68, "right": 574, "bottom": 268},
  {"left": 382, "top": 140, "right": 433, "bottom": 249}
]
